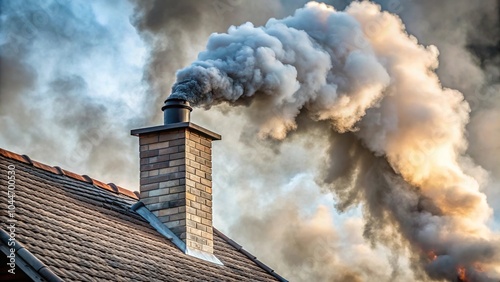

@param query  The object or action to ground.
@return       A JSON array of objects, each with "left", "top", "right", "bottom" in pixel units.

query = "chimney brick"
[{"left": 137, "top": 127, "right": 218, "bottom": 254}]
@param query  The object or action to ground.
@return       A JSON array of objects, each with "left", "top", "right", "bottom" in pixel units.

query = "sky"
[{"left": 1, "top": 1, "right": 499, "bottom": 281}]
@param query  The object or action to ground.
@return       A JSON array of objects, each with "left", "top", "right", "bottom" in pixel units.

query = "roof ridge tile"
[
  {"left": 90, "top": 179, "right": 114, "bottom": 193},
  {"left": 0, "top": 147, "right": 138, "bottom": 200},
  {"left": 108, "top": 182, "right": 120, "bottom": 193},
  {"left": 33, "top": 160, "right": 60, "bottom": 175},
  {"left": 21, "top": 154, "right": 33, "bottom": 165},
  {"left": 81, "top": 174, "right": 94, "bottom": 184},
  {"left": 53, "top": 166, "right": 65, "bottom": 175},
  {"left": 0, "top": 148, "right": 30, "bottom": 164}
]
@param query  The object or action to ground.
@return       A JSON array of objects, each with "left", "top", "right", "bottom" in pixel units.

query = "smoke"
[
  {"left": 354, "top": 0, "right": 500, "bottom": 229},
  {"left": 171, "top": 2, "right": 500, "bottom": 281},
  {"left": 3, "top": 1, "right": 500, "bottom": 281},
  {"left": 130, "top": 0, "right": 283, "bottom": 122},
  {"left": 234, "top": 198, "right": 395, "bottom": 281}
]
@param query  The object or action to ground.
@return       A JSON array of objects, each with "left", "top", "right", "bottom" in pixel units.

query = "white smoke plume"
[{"left": 171, "top": 2, "right": 500, "bottom": 281}]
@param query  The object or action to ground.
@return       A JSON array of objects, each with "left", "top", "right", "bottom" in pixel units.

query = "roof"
[{"left": 0, "top": 148, "right": 287, "bottom": 282}]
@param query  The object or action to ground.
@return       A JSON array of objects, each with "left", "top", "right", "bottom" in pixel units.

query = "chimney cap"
[
  {"left": 162, "top": 97, "right": 193, "bottom": 124},
  {"left": 161, "top": 97, "right": 193, "bottom": 112}
]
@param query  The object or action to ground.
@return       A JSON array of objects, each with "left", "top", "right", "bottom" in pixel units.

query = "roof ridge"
[
  {"left": 0, "top": 147, "right": 138, "bottom": 200},
  {"left": 213, "top": 228, "right": 288, "bottom": 282}
]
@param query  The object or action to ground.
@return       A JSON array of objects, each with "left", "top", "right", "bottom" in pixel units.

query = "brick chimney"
[{"left": 131, "top": 98, "right": 220, "bottom": 257}]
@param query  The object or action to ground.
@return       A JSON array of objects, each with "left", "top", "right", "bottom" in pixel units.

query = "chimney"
[{"left": 131, "top": 97, "right": 221, "bottom": 257}]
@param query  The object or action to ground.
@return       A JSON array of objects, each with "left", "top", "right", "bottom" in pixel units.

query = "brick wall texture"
[{"left": 138, "top": 128, "right": 214, "bottom": 254}]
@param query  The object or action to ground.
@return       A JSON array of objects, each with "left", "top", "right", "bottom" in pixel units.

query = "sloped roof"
[{"left": 0, "top": 148, "right": 286, "bottom": 282}]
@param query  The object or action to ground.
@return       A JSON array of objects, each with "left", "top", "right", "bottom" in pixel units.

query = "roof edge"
[
  {"left": 213, "top": 228, "right": 288, "bottom": 282},
  {"left": 0, "top": 147, "right": 138, "bottom": 200},
  {"left": 0, "top": 228, "right": 63, "bottom": 282}
]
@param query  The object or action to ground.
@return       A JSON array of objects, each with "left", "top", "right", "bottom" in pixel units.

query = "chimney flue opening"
[{"left": 162, "top": 97, "right": 193, "bottom": 124}]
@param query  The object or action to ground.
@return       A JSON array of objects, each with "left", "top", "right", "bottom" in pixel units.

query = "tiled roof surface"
[{"left": 0, "top": 149, "right": 284, "bottom": 281}]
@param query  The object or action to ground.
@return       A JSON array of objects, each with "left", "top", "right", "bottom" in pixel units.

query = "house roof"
[{"left": 0, "top": 148, "right": 287, "bottom": 282}]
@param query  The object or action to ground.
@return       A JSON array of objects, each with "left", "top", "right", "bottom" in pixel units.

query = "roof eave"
[{"left": 0, "top": 228, "right": 63, "bottom": 282}]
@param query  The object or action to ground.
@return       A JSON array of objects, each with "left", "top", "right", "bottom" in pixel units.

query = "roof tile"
[
  {"left": 0, "top": 148, "right": 31, "bottom": 164},
  {"left": 0, "top": 149, "right": 285, "bottom": 281},
  {"left": 31, "top": 160, "right": 60, "bottom": 175},
  {"left": 91, "top": 178, "right": 115, "bottom": 193},
  {"left": 0, "top": 147, "right": 139, "bottom": 200},
  {"left": 117, "top": 185, "right": 139, "bottom": 199}
]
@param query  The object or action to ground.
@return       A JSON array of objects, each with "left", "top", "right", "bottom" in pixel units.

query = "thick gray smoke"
[
  {"left": 131, "top": 0, "right": 282, "bottom": 122},
  {"left": 3, "top": 1, "right": 500, "bottom": 281},
  {"left": 171, "top": 5, "right": 390, "bottom": 138},
  {"left": 171, "top": 2, "right": 500, "bottom": 281}
]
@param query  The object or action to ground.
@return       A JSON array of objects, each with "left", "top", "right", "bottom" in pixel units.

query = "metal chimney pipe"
[{"left": 161, "top": 98, "right": 193, "bottom": 124}]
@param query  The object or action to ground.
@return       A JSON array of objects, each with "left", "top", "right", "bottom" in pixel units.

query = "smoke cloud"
[
  {"left": 171, "top": 2, "right": 500, "bottom": 281},
  {"left": 130, "top": 0, "right": 283, "bottom": 122},
  {"left": 3, "top": 1, "right": 500, "bottom": 281}
]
